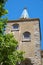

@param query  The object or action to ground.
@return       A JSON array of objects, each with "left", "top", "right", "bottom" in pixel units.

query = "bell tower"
[{"left": 5, "top": 8, "right": 41, "bottom": 65}]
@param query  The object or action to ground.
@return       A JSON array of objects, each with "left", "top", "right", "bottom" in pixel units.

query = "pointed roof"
[{"left": 20, "top": 8, "right": 29, "bottom": 19}]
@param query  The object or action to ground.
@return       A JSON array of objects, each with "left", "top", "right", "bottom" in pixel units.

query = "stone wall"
[
  {"left": 34, "top": 21, "right": 41, "bottom": 65},
  {"left": 5, "top": 18, "right": 41, "bottom": 65}
]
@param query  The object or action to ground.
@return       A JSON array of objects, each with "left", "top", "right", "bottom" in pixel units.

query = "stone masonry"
[{"left": 5, "top": 18, "right": 41, "bottom": 65}]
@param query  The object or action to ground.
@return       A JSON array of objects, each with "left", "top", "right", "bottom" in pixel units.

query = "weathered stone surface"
[{"left": 5, "top": 18, "right": 41, "bottom": 65}]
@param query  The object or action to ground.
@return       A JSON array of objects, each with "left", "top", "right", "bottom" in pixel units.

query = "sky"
[{"left": 5, "top": 0, "right": 43, "bottom": 50}]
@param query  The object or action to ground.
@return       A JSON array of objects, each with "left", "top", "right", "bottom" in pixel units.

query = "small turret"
[{"left": 20, "top": 8, "right": 29, "bottom": 19}]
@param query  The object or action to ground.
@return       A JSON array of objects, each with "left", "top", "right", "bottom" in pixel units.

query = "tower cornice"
[{"left": 8, "top": 18, "right": 40, "bottom": 23}]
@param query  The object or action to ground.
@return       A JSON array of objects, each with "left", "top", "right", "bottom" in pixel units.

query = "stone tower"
[{"left": 5, "top": 8, "right": 41, "bottom": 65}]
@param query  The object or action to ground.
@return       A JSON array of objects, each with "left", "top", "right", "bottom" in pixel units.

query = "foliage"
[
  {"left": 0, "top": 0, "right": 8, "bottom": 17},
  {"left": 0, "top": 18, "right": 8, "bottom": 35},
  {"left": 0, "top": 0, "right": 24, "bottom": 65},
  {"left": 0, "top": 34, "right": 24, "bottom": 65}
]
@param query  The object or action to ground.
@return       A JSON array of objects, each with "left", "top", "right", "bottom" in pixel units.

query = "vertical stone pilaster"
[{"left": 34, "top": 22, "right": 41, "bottom": 65}]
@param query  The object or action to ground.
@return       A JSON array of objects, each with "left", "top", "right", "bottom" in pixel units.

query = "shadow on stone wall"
[{"left": 17, "top": 58, "right": 33, "bottom": 65}]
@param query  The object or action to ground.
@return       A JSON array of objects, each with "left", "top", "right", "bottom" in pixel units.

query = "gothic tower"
[{"left": 5, "top": 8, "right": 41, "bottom": 65}]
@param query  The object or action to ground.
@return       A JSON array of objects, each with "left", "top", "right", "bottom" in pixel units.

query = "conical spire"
[{"left": 20, "top": 8, "right": 29, "bottom": 19}]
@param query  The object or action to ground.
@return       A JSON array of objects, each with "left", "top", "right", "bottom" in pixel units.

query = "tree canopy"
[{"left": 0, "top": 0, "right": 24, "bottom": 65}]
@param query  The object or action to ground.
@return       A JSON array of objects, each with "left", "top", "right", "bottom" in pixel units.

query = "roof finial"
[{"left": 20, "top": 8, "right": 29, "bottom": 19}]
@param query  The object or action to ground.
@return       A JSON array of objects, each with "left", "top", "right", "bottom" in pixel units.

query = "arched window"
[
  {"left": 23, "top": 31, "right": 31, "bottom": 42},
  {"left": 12, "top": 24, "right": 19, "bottom": 31}
]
